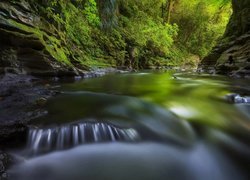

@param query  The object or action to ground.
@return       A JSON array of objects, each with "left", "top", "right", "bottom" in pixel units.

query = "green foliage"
[
  {"left": 84, "top": 0, "right": 101, "bottom": 27},
  {"left": 171, "top": 0, "right": 231, "bottom": 58},
  {"left": 122, "top": 16, "right": 178, "bottom": 50},
  {"left": 25, "top": 0, "right": 232, "bottom": 69},
  {"left": 63, "top": 3, "right": 92, "bottom": 46},
  {"left": 118, "top": 0, "right": 180, "bottom": 68}
]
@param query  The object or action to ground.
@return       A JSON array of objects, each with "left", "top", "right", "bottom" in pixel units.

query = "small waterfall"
[{"left": 27, "top": 121, "right": 140, "bottom": 155}]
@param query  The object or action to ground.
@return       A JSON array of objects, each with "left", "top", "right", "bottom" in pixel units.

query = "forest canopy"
[{"left": 30, "top": 0, "right": 232, "bottom": 69}]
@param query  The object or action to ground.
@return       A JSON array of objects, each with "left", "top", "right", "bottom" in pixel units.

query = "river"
[{"left": 8, "top": 71, "right": 250, "bottom": 180}]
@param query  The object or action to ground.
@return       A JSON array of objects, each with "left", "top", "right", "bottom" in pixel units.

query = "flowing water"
[{"left": 9, "top": 71, "right": 250, "bottom": 180}]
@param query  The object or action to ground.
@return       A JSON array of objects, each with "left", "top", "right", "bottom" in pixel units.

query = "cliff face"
[
  {"left": 200, "top": 0, "right": 250, "bottom": 77},
  {"left": 0, "top": 0, "right": 85, "bottom": 76}
]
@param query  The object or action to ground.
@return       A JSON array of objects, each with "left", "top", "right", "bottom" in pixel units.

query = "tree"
[{"left": 166, "top": 0, "right": 174, "bottom": 24}]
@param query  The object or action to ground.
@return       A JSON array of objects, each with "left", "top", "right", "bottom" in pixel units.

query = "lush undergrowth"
[{"left": 27, "top": 0, "right": 231, "bottom": 69}]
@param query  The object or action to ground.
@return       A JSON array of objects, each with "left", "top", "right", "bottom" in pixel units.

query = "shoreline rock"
[
  {"left": 225, "top": 94, "right": 250, "bottom": 104},
  {"left": 0, "top": 68, "right": 126, "bottom": 179},
  {"left": 0, "top": 151, "right": 12, "bottom": 180},
  {"left": 200, "top": 0, "right": 250, "bottom": 77},
  {"left": 0, "top": 68, "right": 126, "bottom": 145},
  {"left": 0, "top": 74, "right": 53, "bottom": 145}
]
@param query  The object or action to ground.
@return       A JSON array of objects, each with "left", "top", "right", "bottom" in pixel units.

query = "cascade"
[{"left": 27, "top": 121, "right": 140, "bottom": 155}]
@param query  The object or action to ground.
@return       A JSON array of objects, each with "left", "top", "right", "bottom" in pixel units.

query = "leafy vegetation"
[
  {"left": 171, "top": 0, "right": 232, "bottom": 58},
  {"left": 28, "top": 0, "right": 232, "bottom": 69}
]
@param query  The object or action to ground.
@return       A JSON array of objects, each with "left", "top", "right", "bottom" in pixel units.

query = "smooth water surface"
[{"left": 10, "top": 71, "right": 250, "bottom": 180}]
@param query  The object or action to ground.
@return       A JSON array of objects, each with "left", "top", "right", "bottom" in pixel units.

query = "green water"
[
  {"left": 35, "top": 71, "right": 250, "bottom": 134},
  {"left": 11, "top": 71, "right": 250, "bottom": 180}
]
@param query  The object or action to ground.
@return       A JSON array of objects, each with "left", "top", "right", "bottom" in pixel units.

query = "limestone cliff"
[{"left": 200, "top": 0, "right": 250, "bottom": 77}]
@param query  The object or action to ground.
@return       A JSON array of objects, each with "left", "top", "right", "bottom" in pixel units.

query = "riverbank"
[
  {"left": 0, "top": 69, "right": 118, "bottom": 178},
  {"left": 0, "top": 68, "right": 125, "bottom": 143},
  {"left": 0, "top": 74, "right": 52, "bottom": 144},
  {"left": 5, "top": 71, "right": 250, "bottom": 180},
  {"left": 0, "top": 73, "right": 52, "bottom": 179}
]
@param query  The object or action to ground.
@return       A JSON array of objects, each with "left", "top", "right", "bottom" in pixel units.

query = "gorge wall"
[
  {"left": 0, "top": 0, "right": 85, "bottom": 76},
  {"left": 0, "top": 0, "right": 184, "bottom": 74},
  {"left": 1, "top": 0, "right": 249, "bottom": 76},
  {"left": 200, "top": 0, "right": 250, "bottom": 77}
]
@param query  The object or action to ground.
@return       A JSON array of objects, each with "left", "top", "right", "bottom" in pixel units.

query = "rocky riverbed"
[
  {"left": 0, "top": 68, "right": 124, "bottom": 141},
  {"left": 0, "top": 68, "right": 126, "bottom": 178}
]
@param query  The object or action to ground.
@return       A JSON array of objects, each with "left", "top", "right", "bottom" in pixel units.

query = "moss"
[
  {"left": 1, "top": 0, "right": 234, "bottom": 71},
  {"left": 7, "top": 18, "right": 71, "bottom": 65},
  {"left": 78, "top": 53, "right": 115, "bottom": 68}
]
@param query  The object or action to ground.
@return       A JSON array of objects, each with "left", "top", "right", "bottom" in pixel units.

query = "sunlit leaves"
[
  {"left": 84, "top": 0, "right": 101, "bottom": 27},
  {"left": 172, "top": 0, "right": 232, "bottom": 58}
]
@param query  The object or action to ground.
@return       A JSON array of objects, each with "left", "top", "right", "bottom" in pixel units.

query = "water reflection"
[{"left": 58, "top": 72, "right": 250, "bottom": 133}]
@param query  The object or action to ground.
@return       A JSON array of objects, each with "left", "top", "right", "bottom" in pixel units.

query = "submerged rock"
[
  {"left": 35, "top": 97, "right": 47, "bottom": 107},
  {"left": 225, "top": 94, "right": 250, "bottom": 119}
]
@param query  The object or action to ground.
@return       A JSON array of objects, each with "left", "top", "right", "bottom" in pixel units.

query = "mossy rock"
[{"left": 0, "top": 0, "right": 82, "bottom": 76}]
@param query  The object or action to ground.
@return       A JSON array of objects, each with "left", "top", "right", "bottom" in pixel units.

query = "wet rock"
[
  {"left": 200, "top": 32, "right": 250, "bottom": 76},
  {"left": 0, "top": 151, "right": 12, "bottom": 180},
  {"left": 200, "top": 0, "right": 250, "bottom": 76},
  {"left": 35, "top": 97, "right": 47, "bottom": 107},
  {"left": 0, "top": 74, "right": 53, "bottom": 144},
  {"left": 216, "top": 64, "right": 239, "bottom": 75},
  {"left": 0, "top": 1, "right": 83, "bottom": 77},
  {"left": 82, "top": 68, "right": 127, "bottom": 78},
  {"left": 225, "top": 94, "right": 250, "bottom": 104},
  {"left": 230, "top": 64, "right": 250, "bottom": 78}
]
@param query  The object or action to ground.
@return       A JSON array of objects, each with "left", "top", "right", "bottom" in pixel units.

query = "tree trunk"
[
  {"left": 166, "top": 0, "right": 173, "bottom": 24},
  {"left": 161, "top": 3, "right": 165, "bottom": 24}
]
